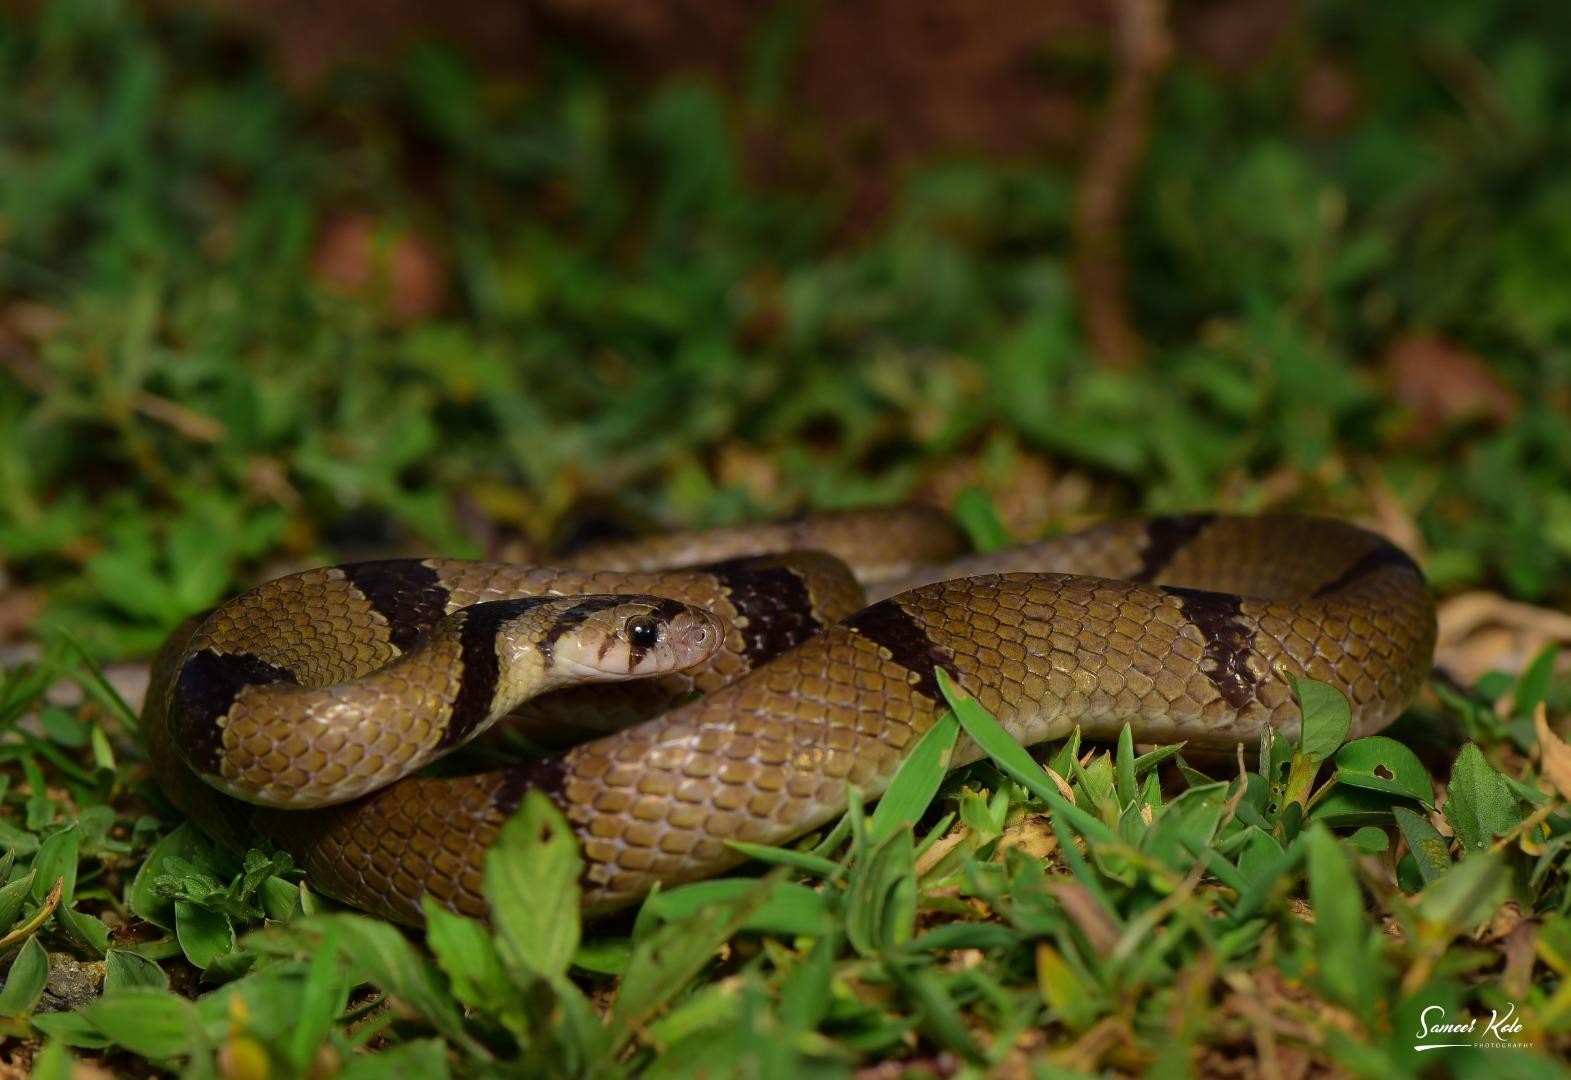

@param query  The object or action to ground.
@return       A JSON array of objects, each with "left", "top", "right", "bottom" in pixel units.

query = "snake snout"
[{"left": 660, "top": 606, "right": 723, "bottom": 662}]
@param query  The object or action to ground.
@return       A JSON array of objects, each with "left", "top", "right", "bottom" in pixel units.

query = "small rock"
[{"left": 36, "top": 955, "right": 105, "bottom": 1013}]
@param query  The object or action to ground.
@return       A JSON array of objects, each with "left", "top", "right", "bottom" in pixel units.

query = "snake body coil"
[{"left": 144, "top": 510, "right": 1435, "bottom": 926}]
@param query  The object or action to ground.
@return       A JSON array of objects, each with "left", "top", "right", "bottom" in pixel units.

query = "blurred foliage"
[{"left": 2, "top": 0, "right": 1570, "bottom": 654}]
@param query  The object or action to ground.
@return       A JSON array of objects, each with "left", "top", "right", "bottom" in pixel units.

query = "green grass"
[{"left": 3, "top": 0, "right": 1571, "bottom": 1074}]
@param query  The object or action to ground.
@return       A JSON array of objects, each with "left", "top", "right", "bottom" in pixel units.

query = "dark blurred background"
[{"left": 1, "top": 0, "right": 1569, "bottom": 661}]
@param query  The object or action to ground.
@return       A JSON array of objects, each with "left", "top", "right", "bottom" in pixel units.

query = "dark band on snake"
[
  {"left": 341, "top": 559, "right": 453, "bottom": 649},
  {"left": 842, "top": 597, "right": 954, "bottom": 703},
  {"left": 1133, "top": 513, "right": 1216, "bottom": 583},
  {"left": 495, "top": 755, "right": 572, "bottom": 819},
  {"left": 174, "top": 649, "right": 300, "bottom": 774},
  {"left": 445, "top": 599, "right": 550, "bottom": 749},
  {"left": 538, "top": 595, "right": 633, "bottom": 657},
  {"left": 1312, "top": 545, "right": 1421, "bottom": 599},
  {"left": 1159, "top": 585, "right": 1258, "bottom": 709},
  {"left": 706, "top": 559, "right": 824, "bottom": 664}
]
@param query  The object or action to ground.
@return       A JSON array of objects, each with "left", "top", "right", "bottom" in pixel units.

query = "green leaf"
[
  {"left": 1333, "top": 736, "right": 1432, "bottom": 803},
  {"left": 1392, "top": 806, "right": 1450, "bottom": 886},
  {"left": 485, "top": 791, "right": 582, "bottom": 982},
  {"left": 423, "top": 900, "right": 508, "bottom": 1011},
  {"left": 1072, "top": 753, "right": 1116, "bottom": 817},
  {"left": 1345, "top": 826, "right": 1389, "bottom": 853},
  {"left": 89, "top": 724, "right": 117, "bottom": 778},
  {"left": 1415, "top": 849, "right": 1510, "bottom": 931},
  {"left": 246, "top": 915, "right": 480, "bottom": 1056},
  {"left": 57, "top": 905, "right": 111, "bottom": 956},
  {"left": 1475, "top": 672, "right": 1516, "bottom": 704},
  {"left": 905, "top": 923, "right": 1021, "bottom": 952},
  {"left": 1035, "top": 940, "right": 1103, "bottom": 1031},
  {"left": 642, "top": 980, "right": 748, "bottom": 1055},
  {"left": 1513, "top": 643, "right": 1558, "bottom": 719},
  {"left": 1234, "top": 828, "right": 1285, "bottom": 889},
  {"left": 572, "top": 937, "right": 633, "bottom": 975},
  {"left": 870, "top": 710, "right": 958, "bottom": 840},
  {"left": 1258, "top": 723, "right": 1280, "bottom": 783},
  {"left": 77, "top": 805, "right": 115, "bottom": 850},
  {"left": 1143, "top": 782, "right": 1227, "bottom": 870},
  {"left": 1115, "top": 723, "right": 1138, "bottom": 805},
  {"left": 28, "top": 1040, "right": 75, "bottom": 1080},
  {"left": 128, "top": 824, "right": 214, "bottom": 930},
  {"left": 722, "top": 840, "right": 841, "bottom": 879},
  {"left": 1293, "top": 677, "right": 1351, "bottom": 762},
  {"left": 1132, "top": 743, "right": 1186, "bottom": 776},
  {"left": 0, "top": 935, "right": 50, "bottom": 1016},
  {"left": 612, "top": 878, "right": 772, "bottom": 1053},
  {"left": 541, "top": 974, "right": 608, "bottom": 1074},
  {"left": 1395, "top": 853, "right": 1425, "bottom": 894},
  {"left": 103, "top": 948, "right": 170, "bottom": 994},
  {"left": 174, "top": 901, "right": 235, "bottom": 969},
  {"left": 39, "top": 706, "right": 87, "bottom": 748},
  {"left": 884, "top": 958, "right": 985, "bottom": 1064},
  {"left": 1309, "top": 785, "right": 1407, "bottom": 827},
  {"left": 645, "top": 880, "right": 831, "bottom": 937},
  {"left": 0, "top": 871, "right": 36, "bottom": 932},
  {"left": 953, "top": 486, "right": 1013, "bottom": 551},
  {"left": 55, "top": 630, "right": 143, "bottom": 734},
  {"left": 1442, "top": 743, "right": 1524, "bottom": 854},
  {"left": 337, "top": 1038, "right": 451, "bottom": 1080},
  {"left": 71, "top": 988, "right": 203, "bottom": 1059},
  {"left": 201, "top": 950, "right": 257, "bottom": 984},
  {"left": 286, "top": 921, "right": 346, "bottom": 1075},
  {"left": 846, "top": 828, "right": 917, "bottom": 956},
  {"left": 29, "top": 1008, "right": 113, "bottom": 1050},
  {"left": 1305, "top": 826, "right": 1373, "bottom": 1010},
  {"left": 1537, "top": 914, "right": 1571, "bottom": 975},
  {"left": 778, "top": 934, "right": 834, "bottom": 1032},
  {"left": 937, "top": 670, "right": 1115, "bottom": 844},
  {"left": 31, "top": 823, "right": 80, "bottom": 905},
  {"left": 259, "top": 876, "right": 303, "bottom": 922}
]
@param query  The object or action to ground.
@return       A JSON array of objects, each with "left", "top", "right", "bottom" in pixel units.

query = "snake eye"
[{"left": 627, "top": 615, "right": 662, "bottom": 649}]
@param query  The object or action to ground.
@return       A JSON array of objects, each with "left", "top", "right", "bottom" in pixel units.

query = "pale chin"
[{"left": 554, "top": 650, "right": 665, "bottom": 681}]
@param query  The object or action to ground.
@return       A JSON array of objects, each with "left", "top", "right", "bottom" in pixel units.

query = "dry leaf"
[
  {"left": 1043, "top": 765, "right": 1077, "bottom": 804},
  {"left": 1382, "top": 333, "right": 1519, "bottom": 443},
  {"left": 311, "top": 212, "right": 448, "bottom": 326},
  {"left": 996, "top": 814, "right": 1058, "bottom": 862},
  {"left": 1436, "top": 591, "right": 1571, "bottom": 686},
  {"left": 1533, "top": 703, "right": 1571, "bottom": 802},
  {"left": 1046, "top": 881, "right": 1120, "bottom": 954},
  {"left": 914, "top": 827, "right": 969, "bottom": 876}
]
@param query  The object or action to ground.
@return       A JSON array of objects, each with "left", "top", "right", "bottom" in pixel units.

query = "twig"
[
  {"left": 1072, "top": 0, "right": 1173, "bottom": 369},
  {"left": 0, "top": 877, "right": 63, "bottom": 951}
]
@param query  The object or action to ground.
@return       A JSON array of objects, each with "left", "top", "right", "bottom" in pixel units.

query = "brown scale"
[{"left": 144, "top": 513, "right": 1436, "bottom": 926}]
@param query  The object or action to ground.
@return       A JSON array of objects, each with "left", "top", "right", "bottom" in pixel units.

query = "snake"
[{"left": 142, "top": 509, "right": 1436, "bottom": 927}]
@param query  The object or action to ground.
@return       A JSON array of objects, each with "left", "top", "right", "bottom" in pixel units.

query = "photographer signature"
[{"left": 1414, "top": 1003, "right": 1531, "bottom": 1051}]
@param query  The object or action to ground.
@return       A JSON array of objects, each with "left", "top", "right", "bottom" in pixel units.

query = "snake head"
[{"left": 542, "top": 596, "right": 725, "bottom": 683}]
